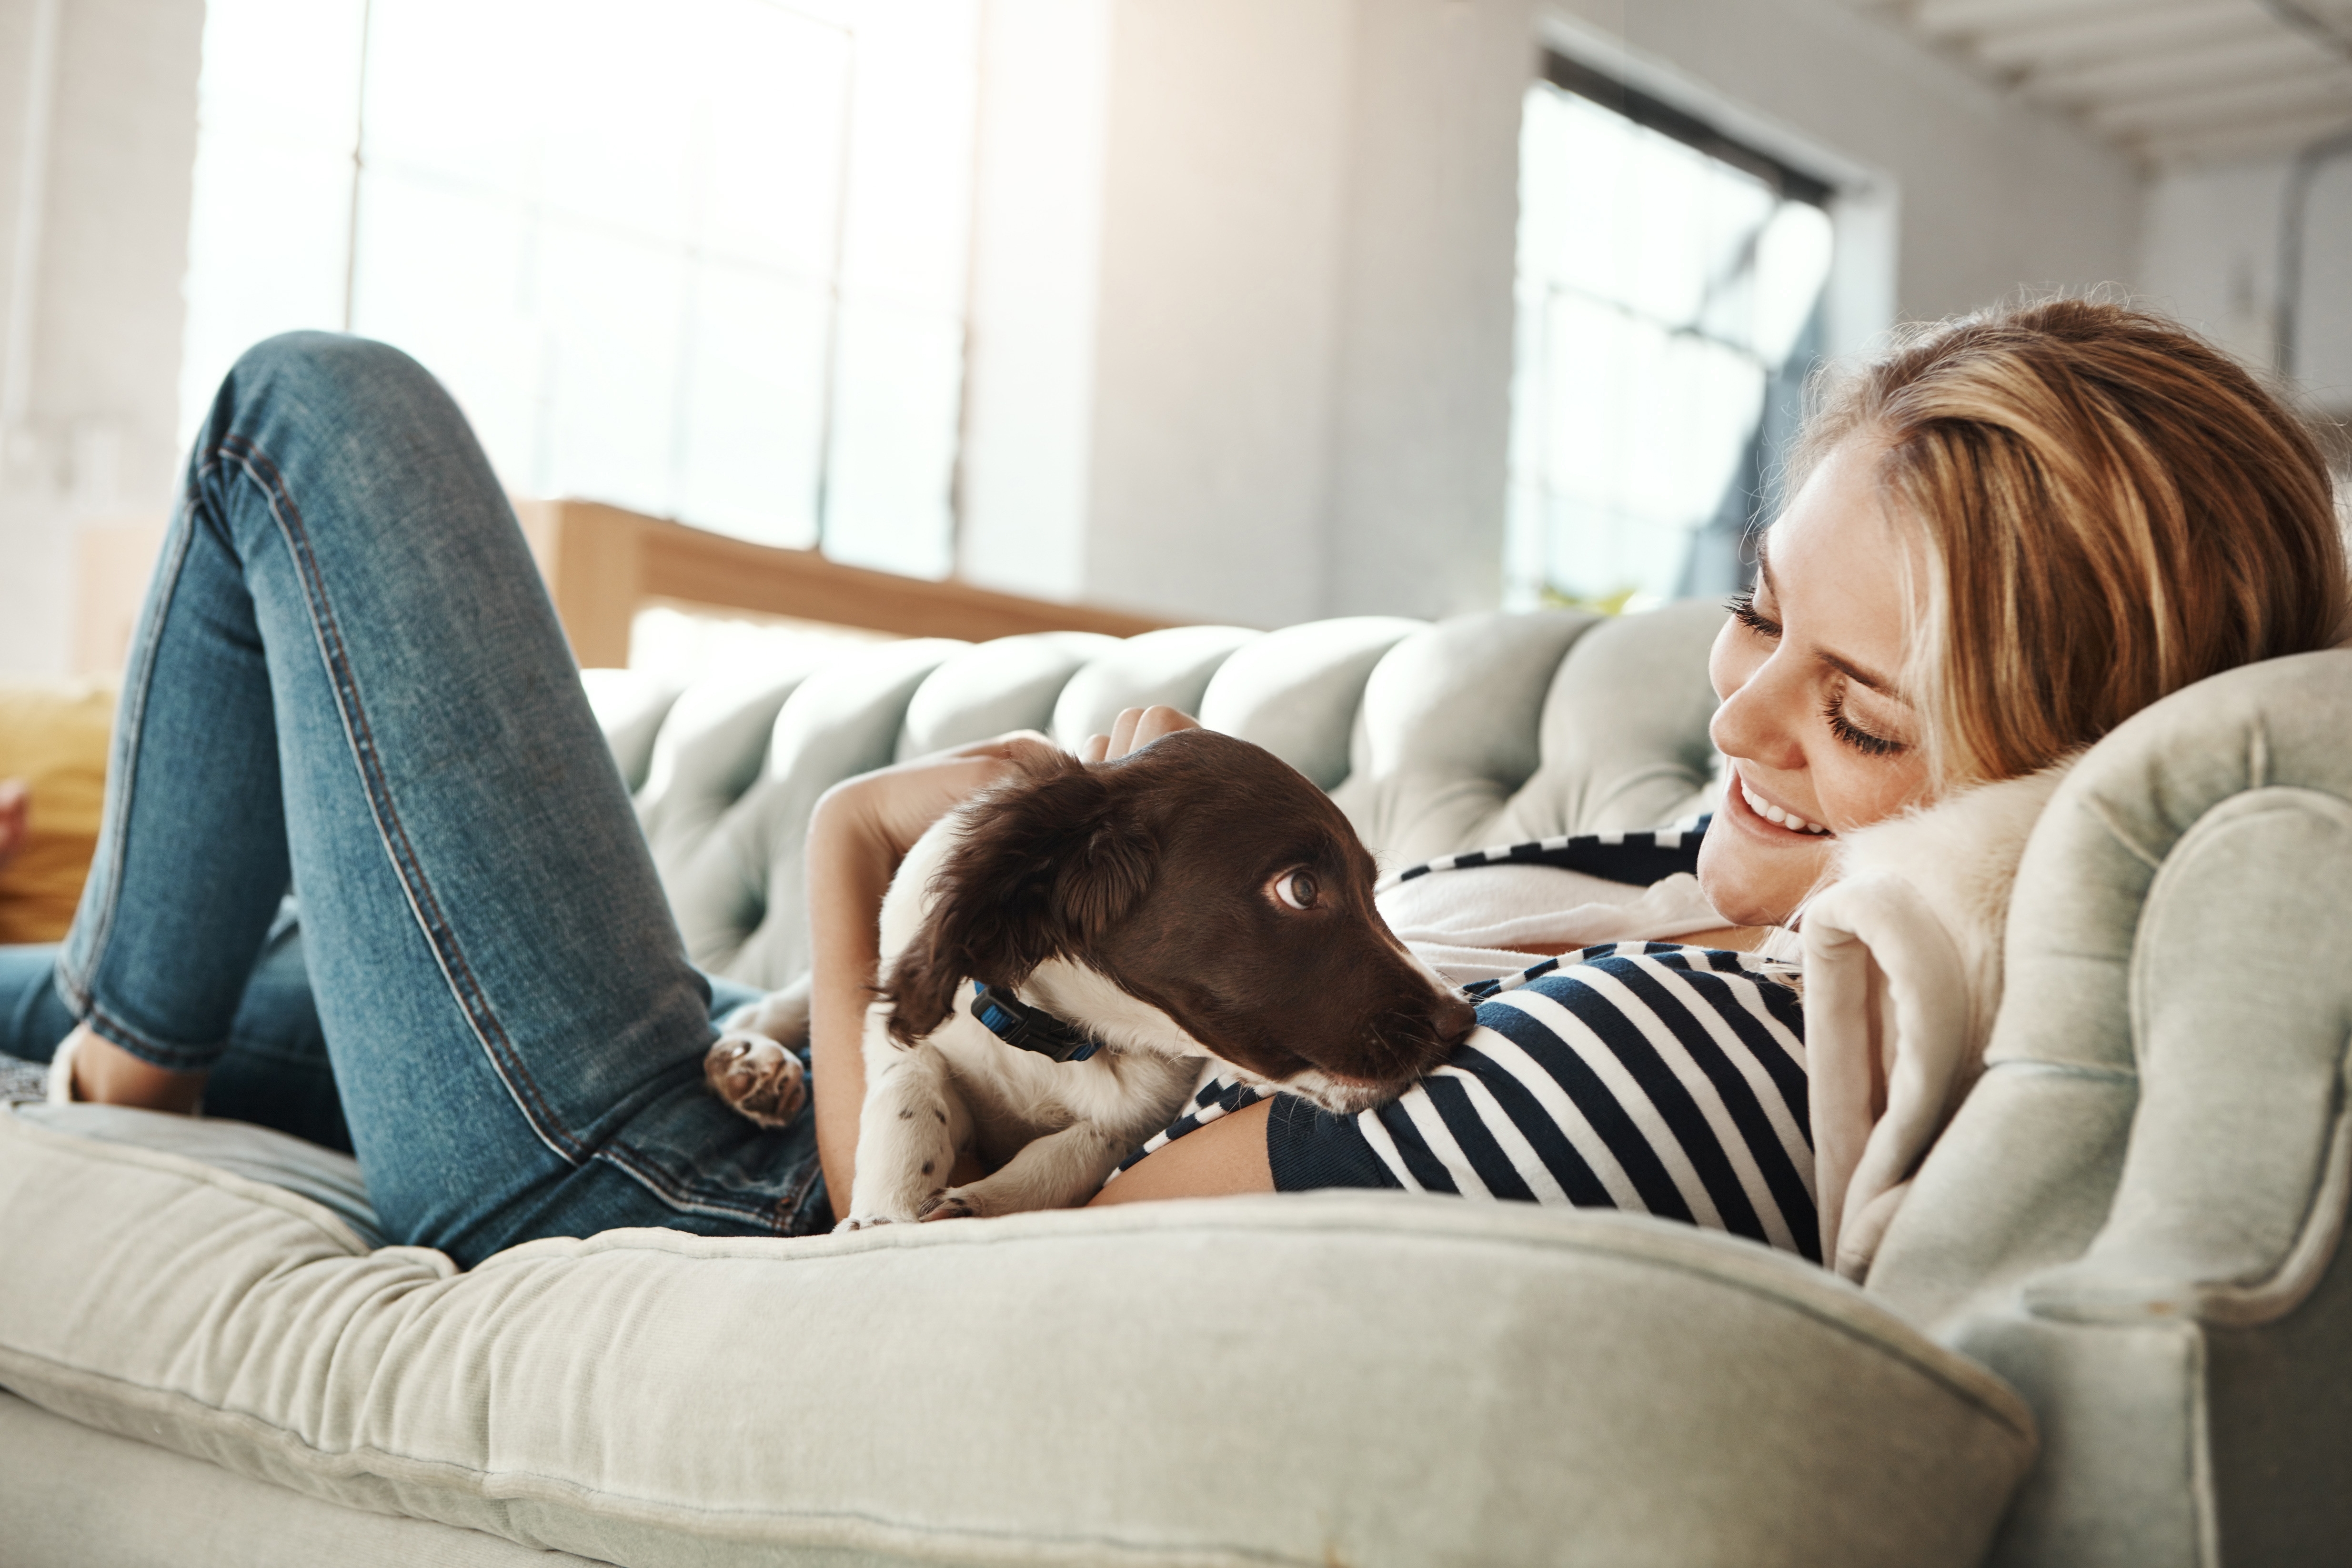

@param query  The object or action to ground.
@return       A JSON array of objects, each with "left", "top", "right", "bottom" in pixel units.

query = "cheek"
[{"left": 1812, "top": 751, "right": 1933, "bottom": 832}]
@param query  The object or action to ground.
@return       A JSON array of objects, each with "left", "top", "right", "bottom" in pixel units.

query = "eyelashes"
[
  {"left": 1724, "top": 593, "right": 1779, "bottom": 638},
  {"left": 1728, "top": 593, "right": 1908, "bottom": 759},
  {"left": 1822, "top": 697, "right": 1903, "bottom": 757}
]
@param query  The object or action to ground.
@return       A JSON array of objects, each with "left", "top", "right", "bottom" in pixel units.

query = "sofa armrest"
[{"left": 1867, "top": 648, "right": 2352, "bottom": 1568}]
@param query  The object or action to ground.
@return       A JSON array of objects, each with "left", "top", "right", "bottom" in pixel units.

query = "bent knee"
[{"left": 225, "top": 331, "right": 442, "bottom": 414}]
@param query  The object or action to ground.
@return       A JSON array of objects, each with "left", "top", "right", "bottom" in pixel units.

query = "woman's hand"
[
  {"left": 805, "top": 733, "right": 1058, "bottom": 1220},
  {"left": 1079, "top": 705, "right": 1201, "bottom": 763}
]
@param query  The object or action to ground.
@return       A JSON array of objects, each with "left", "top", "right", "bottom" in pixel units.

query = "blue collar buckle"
[{"left": 968, "top": 982, "right": 1104, "bottom": 1064}]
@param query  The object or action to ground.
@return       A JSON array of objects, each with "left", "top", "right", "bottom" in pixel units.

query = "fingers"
[
  {"left": 1090, "top": 706, "right": 1203, "bottom": 761},
  {"left": 1106, "top": 706, "right": 1143, "bottom": 759},
  {"left": 1130, "top": 705, "right": 1202, "bottom": 749}
]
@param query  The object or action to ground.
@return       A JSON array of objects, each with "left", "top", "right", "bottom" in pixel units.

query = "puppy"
[
  {"left": 844, "top": 729, "right": 1475, "bottom": 1226},
  {"left": 710, "top": 730, "right": 1476, "bottom": 1226}
]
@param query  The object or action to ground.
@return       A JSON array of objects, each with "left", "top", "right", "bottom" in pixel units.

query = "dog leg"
[
  {"left": 920, "top": 1120, "right": 1127, "bottom": 1221},
  {"left": 717, "top": 975, "right": 813, "bottom": 1044},
  {"left": 838, "top": 1003, "right": 963, "bottom": 1230}
]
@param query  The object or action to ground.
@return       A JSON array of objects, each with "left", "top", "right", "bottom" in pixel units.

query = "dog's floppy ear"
[{"left": 883, "top": 755, "right": 1153, "bottom": 1045}]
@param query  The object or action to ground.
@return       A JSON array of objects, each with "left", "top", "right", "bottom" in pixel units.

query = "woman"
[{"left": 6, "top": 299, "right": 2342, "bottom": 1269}]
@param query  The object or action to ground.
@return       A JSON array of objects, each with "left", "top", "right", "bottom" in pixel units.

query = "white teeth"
[{"left": 1741, "top": 782, "right": 1829, "bottom": 836}]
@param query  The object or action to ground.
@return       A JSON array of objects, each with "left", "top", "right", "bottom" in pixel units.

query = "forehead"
[{"left": 1759, "top": 442, "right": 1915, "bottom": 668}]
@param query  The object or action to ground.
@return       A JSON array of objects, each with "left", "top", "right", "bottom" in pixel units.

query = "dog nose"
[
  {"left": 1367, "top": 988, "right": 1478, "bottom": 1082},
  {"left": 1437, "top": 988, "right": 1478, "bottom": 1044}
]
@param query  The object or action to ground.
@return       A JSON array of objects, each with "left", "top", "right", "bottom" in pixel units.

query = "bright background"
[{"left": 0, "top": 0, "right": 2343, "bottom": 680}]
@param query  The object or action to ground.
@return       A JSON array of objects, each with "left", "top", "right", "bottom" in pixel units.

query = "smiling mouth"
[{"left": 1738, "top": 778, "right": 1832, "bottom": 836}]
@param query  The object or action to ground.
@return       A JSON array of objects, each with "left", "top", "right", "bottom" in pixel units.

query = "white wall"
[
  {"left": 0, "top": 0, "right": 201, "bottom": 678},
  {"left": 955, "top": 0, "right": 1112, "bottom": 605},
  {"left": 965, "top": 0, "right": 2149, "bottom": 631},
  {"left": 960, "top": 0, "right": 1532, "bottom": 628},
  {"left": 1318, "top": 0, "right": 1529, "bottom": 622},
  {"left": 0, "top": 0, "right": 2162, "bottom": 673},
  {"left": 1078, "top": 0, "right": 1359, "bottom": 631},
  {"left": 2140, "top": 151, "right": 2352, "bottom": 412}
]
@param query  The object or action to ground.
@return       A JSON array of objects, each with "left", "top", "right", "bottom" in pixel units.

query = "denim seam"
[
  {"left": 207, "top": 435, "right": 591, "bottom": 1171},
  {"left": 52, "top": 503, "right": 226, "bottom": 1072},
  {"left": 588, "top": 1146, "right": 802, "bottom": 1235},
  {"left": 209, "top": 434, "right": 804, "bottom": 1236}
]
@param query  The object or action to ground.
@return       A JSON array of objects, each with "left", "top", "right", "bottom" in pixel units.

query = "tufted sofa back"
[
  {"left": 586, "top": 599, "right": 1729, "bottom": 989},
  {"left": 589, "top": 618, "right": 2352, "bottom": 1563}
]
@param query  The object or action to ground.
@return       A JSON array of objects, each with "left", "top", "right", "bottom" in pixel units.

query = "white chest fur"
[{"left": 839, "top": 813, "right": 1208, "bottom": 1227}]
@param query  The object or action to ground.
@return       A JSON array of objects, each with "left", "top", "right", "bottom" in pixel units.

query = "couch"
[{"left": 1, "top": 601, "right": 2345, "bottom": 1566}]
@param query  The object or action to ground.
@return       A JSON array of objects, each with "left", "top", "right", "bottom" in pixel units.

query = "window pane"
[
  {"left": 820, "top": 304, "right": 962, "bottom": 579},
  {"left": 345, "top": 174, "right": 539, "bottom": 486},
  {"left": 182, "top": 0, "right": 979, "bottom": 577},
  {"left": 176, "top": 0, "right": 365, "bottom": 446},
  {"left": 675, "top": 261, "right": 831, "bottom": 550},
  {"left": 1508, "top": 75, "right": 1833, "bottom": 609}
]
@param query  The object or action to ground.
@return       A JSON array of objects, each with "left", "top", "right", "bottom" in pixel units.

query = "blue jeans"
[
  {"left": 0, "top": 916, "right": 769, "bottom": 1158},
  {"left": 14, "top": 332, "right": 828, "bottom": 1264}
]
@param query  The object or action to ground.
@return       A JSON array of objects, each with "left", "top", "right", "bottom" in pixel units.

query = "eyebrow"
[{"left": 1752, "top": 538, "right": 1903, "bottom": 697}]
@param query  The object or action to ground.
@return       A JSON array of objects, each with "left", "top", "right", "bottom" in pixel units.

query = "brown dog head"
[{"left": 881, "top": 729, "right": 1476, "bottom": 1112}]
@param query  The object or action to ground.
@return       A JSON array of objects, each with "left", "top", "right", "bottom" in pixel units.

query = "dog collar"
[{"left": 969, "top": 983, "right": 1104, "bottom": 1064}]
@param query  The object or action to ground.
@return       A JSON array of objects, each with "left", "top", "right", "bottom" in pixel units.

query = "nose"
[{"left": 1709, "top": 657, "right": 1808, "bottom": 774}]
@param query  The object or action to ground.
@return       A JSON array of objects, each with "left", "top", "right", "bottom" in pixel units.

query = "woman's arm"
[
  {"left": 805, "top": 734, "right": 1057, "bottom": 1221},
  {"left": 1087, "top": 1100, "right": 1274, "bottom": 1204}
]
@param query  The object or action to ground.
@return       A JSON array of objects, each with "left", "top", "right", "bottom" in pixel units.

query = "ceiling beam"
[
  {"left": 2023, "top": 33, "right": 2338, "bottom": 104},
  {"left": 2090, "top": 70, "right": 2352, "bottom": 132},
  {"left": 2141, "top": 101, "right": 2352, "bottom": 159},
  {"left": 1971, "top": 3, "right": 2273, "bottom": 70},
  {"left": 1913, "top": 0, "right": 2174, "bottom": 39}
]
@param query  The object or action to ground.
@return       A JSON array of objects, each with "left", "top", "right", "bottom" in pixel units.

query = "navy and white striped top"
[{"left": 1116, "top": 824, "right": 1819, "bottom": 1261}]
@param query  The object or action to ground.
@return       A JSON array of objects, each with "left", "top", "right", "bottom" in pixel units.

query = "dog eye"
[{"left": 1273, "top": 869, "right": 1318, "bottom": 910}]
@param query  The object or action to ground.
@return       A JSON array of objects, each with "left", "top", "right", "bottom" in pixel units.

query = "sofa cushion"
[
  {"left": 0, "top": 1389, "right": 603, "bottom": 1568},
  {"left": 0, "top": 1104, "right": 2034, "bottom": 1568}
]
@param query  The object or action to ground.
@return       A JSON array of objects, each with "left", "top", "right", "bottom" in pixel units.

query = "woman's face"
[{"left": 1699, "top": 439, "right": 1934, "bottom": 927}]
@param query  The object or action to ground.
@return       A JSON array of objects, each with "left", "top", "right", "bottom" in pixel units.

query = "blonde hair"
[{"left": 1798, "top": 296, "right": 2349, "bottom": 785}]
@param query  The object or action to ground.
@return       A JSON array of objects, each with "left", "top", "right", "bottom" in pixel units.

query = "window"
[
  {"left": 1507, "top": 54, "right": 1835, "bottom": 612},
  {"left": 178, "top": 0, "right": 978, "bottom": 578}
]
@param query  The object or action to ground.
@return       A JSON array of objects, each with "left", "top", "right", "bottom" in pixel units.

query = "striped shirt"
[{"left": 1116, "top": 825, "right": 1819, "bottom": 1261}]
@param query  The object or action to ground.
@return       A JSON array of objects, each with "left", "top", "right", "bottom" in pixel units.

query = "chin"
[{"left": 1697, "top": 836, "right": 1820, "bottom": 928}]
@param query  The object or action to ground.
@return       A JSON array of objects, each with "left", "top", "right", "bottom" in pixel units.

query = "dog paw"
[
  {"left": 834, "top": 1214, "right": 896, "bottom": 1233},
  {"left": 916, "top": 1191, "right": 977, "bottom": 1223},
  {"left": 704, "top": 1031, "right": 807, "bottom": 1127}
]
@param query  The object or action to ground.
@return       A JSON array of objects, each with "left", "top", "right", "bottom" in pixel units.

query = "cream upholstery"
[
  {"left": 0, "top": 1101, "right": 2033, "bottom": 1568},
  {"left": 625, "top": 602, "right": 1727, "bottom": 988},
  {"left": 13, "top": 608, "right": 2352, "bottom": 1564},
  {"left": 1864, "top": 648, "right": 2352, "bottom": 1568}
]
